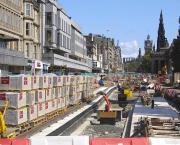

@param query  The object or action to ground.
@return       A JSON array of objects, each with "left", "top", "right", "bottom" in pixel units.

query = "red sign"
[
  {"left": 19, "top": 111, "right": 23, "bottom": 119},
  {"left": 34, "top": 76, "right": 36, "bottom": 84},
  {"left": 24, "top": 77, "right": 28, "bottom": 85},
  {"left": 1, "top": 77, "right": 10, "bottom": 84},
  {"left": 37, "top": 62, "right": 41, "bottom": 67},
  {"left": 0, "top": 93, "right": 6, "bottom": 100},
  {"left": 45, "top": 102, "right": 48, "bottom": 109},
  {"left": 31, "top": 106, "right": 34, "bottom": 114}
]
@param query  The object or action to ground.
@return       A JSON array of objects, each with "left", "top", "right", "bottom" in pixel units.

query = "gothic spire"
[
  {"left": 160, "top": 10, "right": 163, "bottom": 22},
  {"left": 157, "top": 10, "right": 168, "bottom": 51}
]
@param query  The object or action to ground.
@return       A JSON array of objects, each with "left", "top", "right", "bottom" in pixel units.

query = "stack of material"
[
  {"left": 86, "top": 76, "right": 94, "bottom": 98},
  {"left": 27, "top": 90, "right": 37, "bottom": 121},
  {"left": 0, "top": 92, "right": 28, "bottom": 125},
  {"left": 28, "top": 75, "right": 39, "bottom": 121},
  {"left": 53, "top": 75, "right": 63, "bottom": 111},
  {"left": 69, "top": 76, "right": 77, "bottom": 105},
  {"left": 0, "top": 74, "right": 97, "bottom": 127},
  {"left": 44, "top": 74, "right": 55, "bottom": 114},
  {"left": 36, "top": 89, "right": 46, "bottom": 117},
  {"left": 76, "top": 76, "right": 83, "bottom": 102},
  {"left": 0, "top": 75, "right": 32, "bottom": 91},
  {"left": 62, "top": 76, "right": 70, "bottom": 107},
  {"left": 31, "top": 76, "right": 39, "bottom": 90},
  {"left": 82, "top": 76, "right": 88, "bottom": 101},
  {"left": 39, "top": 75, "right": 48, "bottom": 89},
  {"left": 0, "top": 75, "right": 32, "bottom": 125}
]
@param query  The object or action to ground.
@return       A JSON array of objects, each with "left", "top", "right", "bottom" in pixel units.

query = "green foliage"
[
  {"left": 125, "top": 60, "right": 141, "bottom": 72},
  {"left": 124, "top": 52, "right": 152, "bottom": 73},
  {"left": 140, "top": 53, "right": 152, "bottom": 73}
]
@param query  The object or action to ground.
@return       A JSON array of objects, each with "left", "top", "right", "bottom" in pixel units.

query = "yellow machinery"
[
  {"left": 97, "top": 92, "right": 123, "bottom": 124},
  {"left": 124, "top": 89, "right": 133, "bottom": 97},
  {"left": 0, "top": 101, "right": 16, "bottom": 138}
]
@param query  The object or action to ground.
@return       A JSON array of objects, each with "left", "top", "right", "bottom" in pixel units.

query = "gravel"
[{"left": 81, "top": 121, "right": 125, "bottom": 138}]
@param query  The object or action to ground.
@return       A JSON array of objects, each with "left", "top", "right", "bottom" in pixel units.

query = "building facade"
[
  {"left": 0, "top": 0, "right": 27, "bottom": 75},
  {"left": 85, "top": 34, "right": 103, "bottom": 73},
  {"left": 42, "top": 0, "right": 91, "bottom": 73},
  {"left": 85, "top": 34, "right": 122, "bottom": 73},
  {"left": 157, "top": 10, "right": 169, "bottom": 52},
  {"left": 144, "top": 35, "right": 153, "bottom": 54},
  {"left": 151, "top": 11, "right": 169, "bottom": 74},
  {"left": 23, "top": 0, "right": 43, "bottom": 75}
]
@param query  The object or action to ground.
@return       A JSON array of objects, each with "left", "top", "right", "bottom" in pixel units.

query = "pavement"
[{"left": 130, "top": 97, "right": 179, "bottom": 136}]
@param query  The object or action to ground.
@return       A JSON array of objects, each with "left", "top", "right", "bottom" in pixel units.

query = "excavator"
[{"left": 0, "top": 100, "right": 16, "bottom": 138}]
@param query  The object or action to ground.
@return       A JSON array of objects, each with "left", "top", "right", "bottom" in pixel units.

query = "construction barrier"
[
  {"left": 0, "top": 138, "right": 30, "bottom": 145},
  {"left": 90, "top": 138, "right": 149, "bottom": 145},
  {"left": 1, "top": 137, "right": 180, "bottom": 145}
]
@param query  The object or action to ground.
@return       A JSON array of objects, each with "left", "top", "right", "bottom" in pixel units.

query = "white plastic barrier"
[
  {"left": 31, "top": 136, "right": 89, "bottom": 145},
  {"left": 150, "top": 137, "right": 180, "bottom": 145}
]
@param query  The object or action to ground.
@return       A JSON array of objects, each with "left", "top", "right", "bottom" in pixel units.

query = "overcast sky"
[{"left": 59, "top": 0, "right": 180, "bottom": 58}]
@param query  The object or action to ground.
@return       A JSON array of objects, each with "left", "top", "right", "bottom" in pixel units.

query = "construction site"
[{"left": 0, "top": 73, "right": 179, "bottom": 145}]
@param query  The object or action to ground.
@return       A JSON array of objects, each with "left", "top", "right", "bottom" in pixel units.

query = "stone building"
[
  {"left": 42, "top": 0, "right": 91, "bottom": 74},
  {"left": 151, "top": 11, "right": 169, "bottom": 74},
  {"left": 0, "top": 0, "right": 26, "bottom": 75},
  {"left": 23, "top": 0, "right": 43, "bottom": 75},
  {"left": 85, "top": 34, "right": 122, "bottom": 73},
  {"left": 144, "top": 34, "right": 153, "bottom": 54}
]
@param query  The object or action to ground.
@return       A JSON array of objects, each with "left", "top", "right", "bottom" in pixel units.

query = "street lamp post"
[{"left": 106, "top": 29, "right": 110, "bottom": 74}]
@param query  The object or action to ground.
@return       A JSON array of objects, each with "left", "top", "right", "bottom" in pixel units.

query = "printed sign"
[
  {"left": 19, "top": 111, "right": 23, "bottom": 119},
  {"left": 24, "top": 77, "right": 28, "bottom": 85},
  {"left": 0, "top": 93, "right": 6, "bottom": 100},
  {"left": 31, "top": 106, "right": 34, "bottom": 114},
  {"left": 1, "top": 77, "right": 9, "bottom": 84}
]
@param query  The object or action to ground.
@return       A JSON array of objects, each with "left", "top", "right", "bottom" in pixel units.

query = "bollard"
[{"left": 151, "top": 99, "right": 154, "bottom": 109}]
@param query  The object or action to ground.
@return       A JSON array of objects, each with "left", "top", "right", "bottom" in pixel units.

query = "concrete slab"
[
  {"left": 130, "top": 97, "right": 179, "bottom": 136},
  {"left": 150, "top": 137, "right": 180, "bottom": 145}
]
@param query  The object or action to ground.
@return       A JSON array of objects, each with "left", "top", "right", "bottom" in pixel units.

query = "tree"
[{"left": 140, "top": 53, "right": 152, "bottom": 73}]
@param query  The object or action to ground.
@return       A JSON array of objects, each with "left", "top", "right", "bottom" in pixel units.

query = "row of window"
[
  {"left": 59, "top": 17, "right": 71, "bottom": 35},
  {"left": 0, "top": 0, "right": 22, "bottom": 12},
  {"left": 25, "top": 3, "right": 33, "bottom": 17},
  {"left": 58, "top": 33, "right": 71, "bottom": 50},
  {"left": 0, "top": 41, "right": 7, "bottom": 49},
  {"left": 75, "top": 33, "right": 84, "bottom": 44},
  {"left": 25, "top": 22, "right": 39, "bottom": 39},
  {"left": 46, "top": 12, "right": 71, "bottom": 35},
  {"left": 75, "top": 44, "right": 85, "bottom": 55},
  {"left": 45, "top": 30, "right": 71, "bottom": 50},
  {"left": 25, "top": 43, "right": 38, "bottom": 59},
  {"left": 0, "top": 6, "right": 22, "bottom": 34}
]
